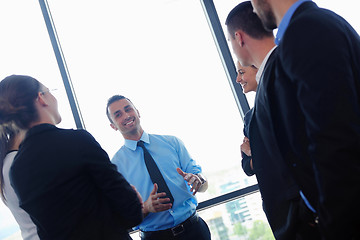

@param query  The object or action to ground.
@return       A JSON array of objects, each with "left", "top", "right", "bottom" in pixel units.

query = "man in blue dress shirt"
[{"left": 106, "top": 95, "right": 210, "bottom": 240}]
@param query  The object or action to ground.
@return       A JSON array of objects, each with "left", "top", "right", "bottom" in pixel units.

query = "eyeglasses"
[{"left": 40, "top": 88, "right": 58, "bottom": 95}]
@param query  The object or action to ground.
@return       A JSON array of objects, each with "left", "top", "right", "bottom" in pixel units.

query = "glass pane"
[
  {"left": 199, "top": 192, "right": 274, "bottom": 240},
  {"left": 0, "top": 1, "right": 75, "bottom": 129},
  {"left": 130, "top": 192, "right": 274, "bottom": 240},
  {"left": 0, "top": 1, "right": 75, "bottom": 239},
  {"left": 47, "top": 0, "right": 255, "bottom": 205}
]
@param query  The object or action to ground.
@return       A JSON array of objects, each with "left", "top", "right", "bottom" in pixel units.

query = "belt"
[{"left": 140, "top": 212, "right": 198, "bottom": 239}]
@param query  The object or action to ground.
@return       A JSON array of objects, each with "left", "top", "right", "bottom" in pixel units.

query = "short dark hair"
[
  {"left": 225, "top": 1, "right": 273, "bottom": 40},
  {"left": 106, "top": 95, "right": 132, "bottom": 123}
]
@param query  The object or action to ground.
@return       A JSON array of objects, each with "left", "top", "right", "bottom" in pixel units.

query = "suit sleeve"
[
  {"left": 242, "top": 108, "right": 255, "bottom": 176},
  {"left": 79, "top": 130, "right": 143, "bottom": 229},
  {"left": 280, "top": 13, "right": 360, "bottom": 237},
  {"left": 241, "top": 153, "right": 254, "bottom": 176}
]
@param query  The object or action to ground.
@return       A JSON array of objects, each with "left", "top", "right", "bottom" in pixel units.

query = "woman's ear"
[{"left": 37, "top": 92, "right": 48, "bottom": 106}]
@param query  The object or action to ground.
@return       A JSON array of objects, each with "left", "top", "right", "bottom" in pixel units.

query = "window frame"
[{"left": 38, "top": 0, "right": 259, "bottom": 213}]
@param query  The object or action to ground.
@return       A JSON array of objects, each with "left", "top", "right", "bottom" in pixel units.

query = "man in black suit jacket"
[
  {"left": 225, "top": 2, "right": 319, "bottom": 239},
  {"left": 251, "top": 0, "right": 360, "bottom": 239}
]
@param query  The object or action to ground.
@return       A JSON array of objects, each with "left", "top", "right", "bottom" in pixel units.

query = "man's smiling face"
[{"left": 108, "top": 98, "right": 142, "bottom": 139}]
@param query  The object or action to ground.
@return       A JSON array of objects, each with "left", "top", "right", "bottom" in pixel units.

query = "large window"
[
  {"left": 1, "top": 0, "right": 360, "bottom": 239},
  {"left": 45, "top": 0, "right": 254, "bottom": 204},
  {"left": 0, "top": 1, "right": 74, "bottom": 128}
]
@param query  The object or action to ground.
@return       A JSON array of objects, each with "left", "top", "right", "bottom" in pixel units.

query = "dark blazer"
[
  {"left": 266, "top": 2, "right": 360, "bottom": 239},
  {"left": 247, "top": 48, "right": 300, "bottom": 240},
  {"left": 10, "top": 124, "right": 143, "bottom": 240},
  {"left": 241, "top": 108, "right": 255, "bottom": 176}
]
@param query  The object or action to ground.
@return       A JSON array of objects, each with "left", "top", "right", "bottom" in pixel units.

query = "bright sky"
[{"left": 0, "top": 0, "right": 359, "bottom": 238}]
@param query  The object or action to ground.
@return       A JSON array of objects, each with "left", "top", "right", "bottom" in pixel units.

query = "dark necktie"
[{"left": 137, "top": 140, "right": 174, "bottom": 205}]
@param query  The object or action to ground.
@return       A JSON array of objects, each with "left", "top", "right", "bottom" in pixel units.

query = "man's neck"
[
  {"left": 123, "top": 128, "right": 144, "bottom": 141},
  {"left": 251, "top": 38, "right": 276, "bottom": 68},
  {"left": 274, "top": 0, "right": 298, "bottom": 26}
]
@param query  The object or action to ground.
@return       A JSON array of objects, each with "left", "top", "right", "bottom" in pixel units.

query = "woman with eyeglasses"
[{"left": 0, "top": 75, "right": 143, "bottom": 240}]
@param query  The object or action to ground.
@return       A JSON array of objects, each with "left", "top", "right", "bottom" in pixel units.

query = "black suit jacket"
[
  {"left": 248, "top": 48, "right": 300, "bottom": 240},
  {"left": 267, "top": 2, "right": 360, "bottom": 239},
  {"left": 10, "top": 124, "right": 143, "bottom": 240}
]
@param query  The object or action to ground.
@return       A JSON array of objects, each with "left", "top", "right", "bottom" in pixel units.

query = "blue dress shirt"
[
  {"left": 111, "top": 131, "right": 202, "bottom": 231},
  {"left": 275, "top": 0, "right": 312, "bottom": 45}
]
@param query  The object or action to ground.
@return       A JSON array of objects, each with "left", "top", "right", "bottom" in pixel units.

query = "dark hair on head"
[
  {"left": 106, "top": 95, "right": 132, "bottom": 123},
  {"left": 0, "top": 75, "right": 40, "bottom": 201},
  {"left": 225, "top": 1, "right": 273, "bottom": 40},
  {"left": 0, "top": 75, "right": 41, "bottom": 129}
]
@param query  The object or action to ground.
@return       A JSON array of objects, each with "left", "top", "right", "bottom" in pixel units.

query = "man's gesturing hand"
[
  {"left": 176, "top": 168, "right": 202, "bottom": 195},
  {"left": 143, "top": 183, "right": 172, "bottom": 216}
]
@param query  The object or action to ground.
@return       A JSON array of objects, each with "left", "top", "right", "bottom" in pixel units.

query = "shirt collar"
[
  {"left": 124, "top": 131, "right": 150, "bottom": 151},
  {"left": 275, "top": 0, "right": 312, "bottom": 45}
]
